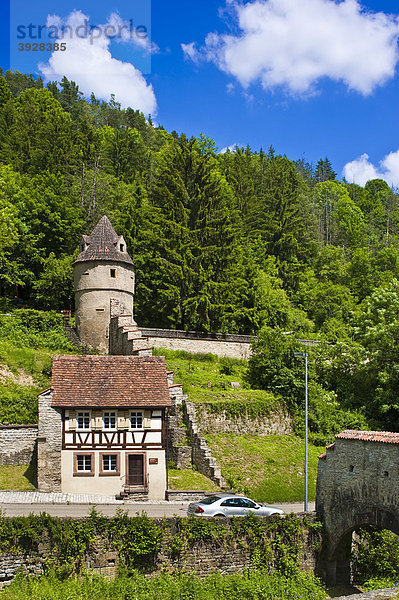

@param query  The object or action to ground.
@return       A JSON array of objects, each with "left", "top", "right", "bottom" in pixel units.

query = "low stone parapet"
[
  {"left": 165, "top": 489, "right": 207, "bottom": 502},
  {"left": 0, "top": 425, "right": 38, "bottom": 466}
]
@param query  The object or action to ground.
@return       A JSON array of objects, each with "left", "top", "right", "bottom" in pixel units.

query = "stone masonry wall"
[
  {"left": 144, "top": 334, "right": 251, "bottom": 359},
  {"left": 140, "top": 329, "right": 320, "bottom": 360},
  {"left": 0, "top": 425, "right": 37, "bottom": 466},
  {"left": 183, "top": 401, "right": 226, "bottom": 488},
  {"left": 195, "top": 405, "right": 292, "bottom": 435},
  {"left": 316, "top": 435, "right": 399, "bottom": 585},
  {"left": 0, "top": 515, "right": 319, "bottom": 587},
  {"left": 166, "top": 382, "right": 225, "bottom": 488},
  {"left": 37, "top": 391, "right": 62, "bottom": 492}
]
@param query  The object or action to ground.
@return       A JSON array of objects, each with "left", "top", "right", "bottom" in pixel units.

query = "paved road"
[{"left": 0, "top": 501, "right": 315, "bottom": 518}]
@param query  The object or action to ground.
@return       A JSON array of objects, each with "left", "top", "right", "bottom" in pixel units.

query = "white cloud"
[
  {"left": 181, "top": 42, "right": 200, "bottom": 64},
  {"left": 39, "top": 10, "right": 157, "bottom": 115},
  {"left": 182, "top": 0, "right": 399, "bottom": 96},
  {"left": 219, "top": 143, "right": 244, "bottom": 153},
  {"left": 343, "top": 151, "right": 399, "bottom": 188}
]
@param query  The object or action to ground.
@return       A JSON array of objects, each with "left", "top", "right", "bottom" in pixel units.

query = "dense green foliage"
[
  {"left": 0, "top": 310, "right": 75, "bottom": 351},
  {"left": 1, "top": 570, "right": 326, "bottom": 600},
  {"left": 248, "top": 329, "right": 369, "bottom": 444},
  {"left": 0, "top": 309, "right": 78, "bottom": 423},
  {"left": 352, "top": 527, "right": 399, "bottom": 591},
  {"left": 1, "top": 69, "right": 399, "bottom": 430}
]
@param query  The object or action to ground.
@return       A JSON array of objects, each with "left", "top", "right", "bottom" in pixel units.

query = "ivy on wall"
[{"left": 0, "top": 510, "right": 322, "bottom": 578}]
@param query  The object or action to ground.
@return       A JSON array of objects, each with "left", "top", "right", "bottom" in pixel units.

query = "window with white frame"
[
  {"left": 77, "top": 411, "right": 90, "bottom": 430},
  {"left": 103, "top": 411, "right": 117, "bottom": 430},
  {"left": 76, "top": 454, "right": 92, "bottom": 472},
  {"left": 130, "top": 411, "right": 143, "bottom": 429},
  {"left": 102, "top": 455, "right": 117, "bottom": 471}
]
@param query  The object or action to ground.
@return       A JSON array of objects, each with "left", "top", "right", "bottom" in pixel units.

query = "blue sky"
[{"left": 1, "top": 0, "right": 399, "bottom": 185}]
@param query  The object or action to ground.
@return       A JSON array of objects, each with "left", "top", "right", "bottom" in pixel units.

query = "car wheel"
[{"left": 214, "top": 513, "right": 225, "bottom": 518}]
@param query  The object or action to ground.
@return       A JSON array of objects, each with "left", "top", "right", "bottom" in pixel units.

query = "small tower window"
[
  {"left": 110, "top": 269, "right": 116, "bottom": 278},
  {"left": 120, "top": 243, "right": 125, "bottom": 252}
]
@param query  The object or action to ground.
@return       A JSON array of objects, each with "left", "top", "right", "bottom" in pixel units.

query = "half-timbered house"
[{"left": 37, "top": 355, "right": 172, "bottom": 499}]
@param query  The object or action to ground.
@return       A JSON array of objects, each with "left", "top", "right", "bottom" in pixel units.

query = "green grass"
[
  {"left": 156, "top": 349, "right": 322, "bottom": 503},
  {"left": 205, "top": 433, "right": 324, "bottom": 503},
  {"left": 0, "top": 310, "right": 82, "bottom": 424},
  {"left": 0, "top": 342, "right": 54, "bottom": 424},
  {"left": 153, "top": 348, "right": 248, "bottom": 390},
  {"left": 0, "top": 570, "right": 326, "bottom": 600},
  {"left": 0, "top": 342, "right": 53, "bottom": 383},
  {"left": 0, "top": 464, "right": 35, "bottom": 490},
  {"left": 154, "top": 347, "right": 281, "bottom": 414},
  {"left": 168, "top": 468, "right": 220, "bottom": 491}
]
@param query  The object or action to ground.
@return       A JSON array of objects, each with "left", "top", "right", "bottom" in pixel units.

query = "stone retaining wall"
[
  {"left": 165, "top": 490, "right": 207, "bottom": 502},
  {"left": 333, "top": 589, "right": 399, "bottom": 600},
  {"left": 0, "top": 514, "right": 319, "bottom": 587},
  {"left": 146, "top": 336, "right": 251, "bottom": 359},
  {"left": 183, "top": 401, "right": 226, "bottom": 488},
  {"left": 0, "top": 425, "right": 37, "bottom": 466},
  {"left": 141, "top": 328, "right": 320, "bottom": 360},
  {"left": 195, "top": 405, "right": 292, "bottom": 435}
]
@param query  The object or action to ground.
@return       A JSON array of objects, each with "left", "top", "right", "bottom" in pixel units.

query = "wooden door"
[{"left": 128, "top": 454, "right": 144, "bottom": 486}]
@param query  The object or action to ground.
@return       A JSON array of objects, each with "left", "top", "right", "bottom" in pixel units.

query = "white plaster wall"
[{"left": 61, "top": 450, "right": 166, "bottom": 499}]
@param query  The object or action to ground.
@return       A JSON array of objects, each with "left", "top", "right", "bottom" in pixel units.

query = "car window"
[
  {"left": 242, "top": 498, "right": 257, "bottom": 508},
  {"left": 221, "top": 498, "right": 239, "bottom": 506},
  {"left": 235, "top": 498, "right": 249, "bottom": 507},
  {"left": 199, "top": 496, "right": 221, "bottom": 505}
]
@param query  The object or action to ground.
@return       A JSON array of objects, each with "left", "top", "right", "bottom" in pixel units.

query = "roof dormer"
[{"left": 118, "top": 235, "right": 126, "bottom": 253}]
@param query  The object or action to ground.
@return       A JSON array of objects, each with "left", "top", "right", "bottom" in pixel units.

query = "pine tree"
[
  {"left": 314, "top": 157, "right": 336, "bottom": 183},
  {"left": 0, "top": 76, "right": 11, "bottom": 107}
]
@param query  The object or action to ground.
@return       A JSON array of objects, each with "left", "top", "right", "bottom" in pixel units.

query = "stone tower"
[{"left": 74, "top": 216, "right": 135, "bottom": 353}]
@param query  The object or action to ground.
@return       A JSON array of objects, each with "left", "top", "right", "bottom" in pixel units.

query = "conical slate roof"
[{"left": 74, "top": 216, "right": 134, "bottom": 265}]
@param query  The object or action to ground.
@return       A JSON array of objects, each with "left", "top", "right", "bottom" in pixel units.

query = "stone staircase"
[
  {"left": 167, "top": 380, "right": 192, "bottom": 469},
  {"left": 166, "top": 375, "right": 226, "bottom": 489},
  {"left": 115, "top": 480, "right": 149, "bottom": 501},
  {"left": 183, "top": 401, "right": 226, "bottom": 488},
  {"left": 109, "top": 313, "right": 153, "bottom": 356}
]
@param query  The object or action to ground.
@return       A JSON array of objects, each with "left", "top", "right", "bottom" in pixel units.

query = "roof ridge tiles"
[{"left": 336, "top": 429, "right": 399, "bottom": 444}]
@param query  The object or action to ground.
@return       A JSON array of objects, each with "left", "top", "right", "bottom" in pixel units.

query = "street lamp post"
[{"left": 294, "top": 351, "right": 308, "bottom": 512}]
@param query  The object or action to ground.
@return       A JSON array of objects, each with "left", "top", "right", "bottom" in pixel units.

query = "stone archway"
[
  {"left": 316, "top": 431, "right": 399, "bottom": 585},
  {"left": 319, "top": 509, "right": 399, "bottom": 585}
]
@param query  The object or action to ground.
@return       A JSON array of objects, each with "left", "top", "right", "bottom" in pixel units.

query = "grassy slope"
[
  {"left": 168, "top": 469, "right": 220, "bottom": 492},
  {"left": 156, "top": 348, "right": 324, "bottom": 502},
  {"left": 0, "top": 342, "right": 53, "bottom": 423},
  {"left": 153, "top": 347, "right": 279, "bottom": 413},
  {"left": 0, "top": 464, "right": 35, "bottom": 490},
  {"left": 206, "top": 434, "right": 323, "bottom": 503},
  {"left": 0, "top": 313, "right": 79, "bottom": 424}
]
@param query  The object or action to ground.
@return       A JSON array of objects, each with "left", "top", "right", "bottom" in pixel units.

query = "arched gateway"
[{"left": 316, "top": 430, "right": 399, "bottom": 585}]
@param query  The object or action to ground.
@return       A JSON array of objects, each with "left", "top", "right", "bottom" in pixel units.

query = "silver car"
[{"left": 187, "top": 494, "right": 284, "bottom": 517}]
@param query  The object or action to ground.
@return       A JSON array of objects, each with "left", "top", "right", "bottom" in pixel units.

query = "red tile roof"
[
  {"left": 336, "top": 430, "right": 399, "bottom": 444},
  {"left": 51, "top": 355, "right": 171, "bottom": 408}
]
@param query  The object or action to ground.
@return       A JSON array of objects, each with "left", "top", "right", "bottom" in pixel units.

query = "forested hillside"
[{"left": 1, "top": 69, "right": 399, "bottom": 432}]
